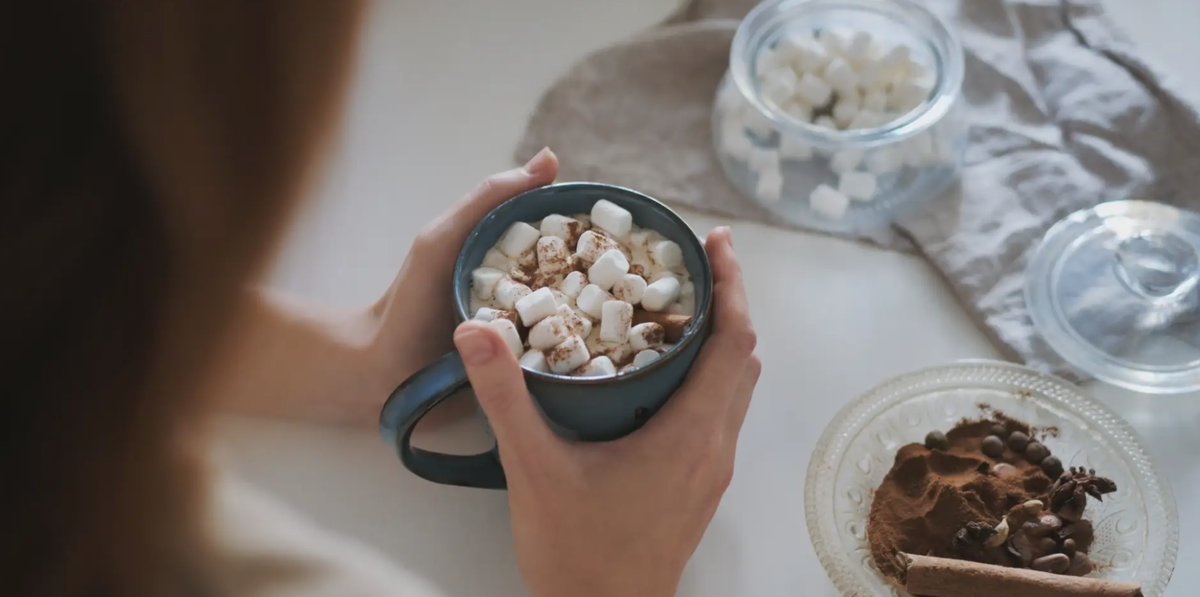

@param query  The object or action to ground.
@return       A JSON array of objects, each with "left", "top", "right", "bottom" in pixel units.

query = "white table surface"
[{"left": 216, "top": 1, "right": 1200, "bottom": 595}]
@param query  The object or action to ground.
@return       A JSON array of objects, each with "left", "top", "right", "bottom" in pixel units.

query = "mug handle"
[{"left": 379, "top": 351, "right": 507, "bottom": 489}]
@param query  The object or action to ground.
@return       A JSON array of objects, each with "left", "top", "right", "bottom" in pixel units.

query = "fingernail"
[
  {"left": 720, "top": 226, "right": 734, "bottom": 248},
  {"left": 523, "top": 147, "right": 554, "bottom": 176},
  {"left": 455, "top": 327, "right": 496, "bottom": 366}
]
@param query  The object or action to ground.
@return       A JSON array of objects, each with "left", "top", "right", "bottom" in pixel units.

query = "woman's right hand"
[{"left": 451, "top": 227, "right": 760, "bottom": 597}]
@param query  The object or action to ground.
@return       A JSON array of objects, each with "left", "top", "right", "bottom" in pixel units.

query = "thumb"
[{"left": 453, "top": 321, "right": 553, "bottom": 456}]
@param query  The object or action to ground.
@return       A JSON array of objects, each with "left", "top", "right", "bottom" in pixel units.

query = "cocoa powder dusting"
[{"left": 868, "top": 418, "right": 1053, "bottom": 583}]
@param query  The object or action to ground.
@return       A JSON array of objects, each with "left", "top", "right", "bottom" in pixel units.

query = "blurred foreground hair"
[{"left": 0, "top": 2, "right": 364, "bottom": 595}]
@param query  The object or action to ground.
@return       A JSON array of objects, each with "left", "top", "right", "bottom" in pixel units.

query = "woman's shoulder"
[{"left": 211, "top": 472, "right": 443, "bottom": 597}]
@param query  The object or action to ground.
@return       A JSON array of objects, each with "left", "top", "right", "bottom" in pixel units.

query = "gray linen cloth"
[{"left": 514, "top": 0, "right": 1200, "bottom": 381}]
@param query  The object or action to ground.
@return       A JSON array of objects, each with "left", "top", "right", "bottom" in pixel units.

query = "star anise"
[{"left": 1047, "top": 467, "right": 1118, "bottom": 522}]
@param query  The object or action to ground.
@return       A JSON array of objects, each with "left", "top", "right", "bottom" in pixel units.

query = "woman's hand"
[
  {"left": 366, "top": 149, "right": 560, "bottom": 408},
  {"left": 451, "top": 227, "right": 760, "bottom": 597},
  {"left": 210, "top": 149, "right": 558, "bottom": 427}
]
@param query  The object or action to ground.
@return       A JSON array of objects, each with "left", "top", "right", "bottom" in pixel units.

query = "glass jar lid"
[{"left": 1025, "top": 200, "right": 1200, "bottom": 393}]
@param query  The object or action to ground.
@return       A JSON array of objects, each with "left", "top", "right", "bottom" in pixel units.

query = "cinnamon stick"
[
  {"left": 904, "top": 554, "right": 1142, "bottom": 597},
  {"left": 630, "top": 312, "right": 692, "bottom": 343}
]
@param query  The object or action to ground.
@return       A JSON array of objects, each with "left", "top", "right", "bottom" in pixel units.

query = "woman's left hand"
[{"left": 366, "top": 148, "right": 559, "bottom": 409}]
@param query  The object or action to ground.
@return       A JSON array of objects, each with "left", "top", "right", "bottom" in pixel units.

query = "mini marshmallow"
[
  {"left": 754, "top": 46, "right": 785, "bottom": 78},
  {"left": 575, "top": 230, "right": 621, "bottom": 266},
  {"left": 810, "top": 184, "right": 850, "bottom": 220},
  {"left": 495, "top": 278, "right": 531, "bottom": 310},
  {"left": 632, "top": 349, "right": 661, "bottom": 368},
  {"left": 642, "top": 277, "right": 682, "bottom": 312},
  {"left": 839, "top": 171, "right": 878, "bottom": 201},
  {"left": 782, "top": 100, "right": 813, "bottom": 123},
  {"left": 612, "top": 274, "right": 647, "bottom": 305},
  {"left": 629, "top": 322, "right": 666, "bottom": 351},
  {"left": 556, "top": 304, "right": 592, "bottom": 338},
  {"left": 862, "top": 89, "right": 888, "bottom": 114},
  {"left": 830, "top": 149, "right": 864, "bottom": 173},
  {"left": 536, "top": 236, "right": 572, "bottom": 277},
  {"left": 756, "top": 168, "right": 784, "bottom": 204},
  {"left": 599, "top": 300, "right": 634, "bottom": 344},
  {"left": 539, "top": 214, "right": 583, "bottom": 246},
  {"left": 471, "top": 267, "right": 506, "bottom": 300},
  {"left": 795, "top": 73, "right": 833, "bottom": 107},
  {"left": 528, "top": 315, "right": 571, "bottom": 350},
  {"left": 473, "top": 307, "right": 515, "bottom": 323},
  {"left": 628, "top": 230, "right": 650, "bottom": 249},
  {"left": 819, "top": 29, "right": 847, "bottom": 57},
  {"left": 781, "top": 33, "right": 828, "bottom": 74},
  {"left": 747, "top": 146, "right": 780, "bottom": 173},
  {"left": 590, "top": 199, "right": 633, "bottom": 238},
  {"left": 498, "top": 221, "right": 540, "bottom": 258},
  {"left": 857, "top": 61, "right": 889, "bottom": 93},
  {"left": 844, "top": 31, "right": 875, "bottom": 63},
  {"left": 546, "top": 335, "right": 590, "bottom": 374},
  {"left": 719, "top": 118, "right": 754, "bottom": 160},
  {"left": 780, "top": 134, "right": 813, "bottom": 160},
  {"left": 823, "top": 57, "right": 859, "bottom": 95},
  {"left": 488, "top": 319, "right": 524, "bottom": 358},
  {"left": 514, "top": 287, "right": 558, "bottom": 326},
  {"left": 518, "top": 349, "right": 549, "bottom": 373},
  {"left": 481, "top": 248, "right": 511, "bottom": 270},
  {"left": 866, "top": 147, "right": 903, "bottom": 174},
  {"left": 889, "top": 80, "right": 931, "bottom": 113},
  {"left": 760, "top": 66, "right": 799, "bottom": 107},
  {"left": 814, "top": 115, "right": 838, "bottom": 130},
  {"left": 680, "top": 281, "right": 695, "bottom": 298},
  {"left": 588, "top": 249, "right": 629, "bottom": 291},
  {"left": 559, "top": 271, "right": 588, "bottom": 298},
  {"left": 832, "top": 99, "right": 859, "bottom": 128},
  {"left": 650, "top": 240, "right": 683, "bottom": 269},
  {"left": 576, "top": 284, "right": 613, "bottom": 319},
  {"left": 879, "top": 44, "right": 911, "bottom": 72},
  {"left": 575, "top": 356, "right": 617, "bottom": 378}
]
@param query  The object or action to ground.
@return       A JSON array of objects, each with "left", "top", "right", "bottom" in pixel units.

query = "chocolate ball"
[
  {"left": 1024, "top": 442, "right": 1050, "bottom": 464},
  {"left": 1007, "top": 431, "right": 1030, "bottom": 452},
  {"left": 924, "top": 431, "right": 950, "bottom": 451},
  {"left": 1062, "top": 538, "right": 1078, "bottom": 557},
  {"left": 1041, "top": 455, "right": 1064, "bottom": 479},
  {"left": 990, "top": 423, "right": 1008, "bottom": 437},
  {"left": 982, "top": 435, "right": 1005, "bottom": 458}
]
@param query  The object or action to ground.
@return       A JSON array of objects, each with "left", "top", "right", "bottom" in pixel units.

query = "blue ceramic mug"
[{"left": 379, "top": 183, "right": 714, "bottom": 489}]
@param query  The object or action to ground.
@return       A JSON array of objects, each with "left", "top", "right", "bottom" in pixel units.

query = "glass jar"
[{"left": 712, "top": 0, "right": 966, "bottom": 233}]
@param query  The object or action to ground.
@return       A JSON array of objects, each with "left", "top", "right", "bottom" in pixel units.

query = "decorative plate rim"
[{"left": 802, "top": 359, "right": 1179, "bottom": 597}]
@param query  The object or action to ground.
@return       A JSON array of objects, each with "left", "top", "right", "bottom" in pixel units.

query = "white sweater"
[{"left": 212, "top": 474, "right": 443, "bottom": 597}]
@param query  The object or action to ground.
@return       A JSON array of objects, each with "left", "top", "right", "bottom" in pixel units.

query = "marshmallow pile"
[
  {"left": 716, "top": 26, "right": 958, "bottom": 220},
  {"left": 469, "top": 199, "right": 694, "bottom": 378}
]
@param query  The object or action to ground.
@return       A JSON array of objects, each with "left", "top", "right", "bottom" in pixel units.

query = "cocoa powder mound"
[{"left": 867, "top": 419, "right": 1053, "bottom": 583}]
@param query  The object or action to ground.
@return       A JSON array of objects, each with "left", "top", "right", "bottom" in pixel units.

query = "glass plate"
[{"left": 804, "top": 360, "right": 1178, "bottom": 596}]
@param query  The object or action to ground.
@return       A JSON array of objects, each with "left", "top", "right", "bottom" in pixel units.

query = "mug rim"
[{"left": 452, "top": 182, "right": 714, "bottom": 386}]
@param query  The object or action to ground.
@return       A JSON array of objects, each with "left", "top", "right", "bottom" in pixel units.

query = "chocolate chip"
[
  {"left": 925, "top": 431, "right": 949, "bottom": 451},
  {"left": 1041, "top": 455, "right": 1064, "bottom": 479},
  {"left": 981, "top": 435, "right": 1005, "bottom": 458},
  {"left": 1024, "top": 442, "right": 1050, "bottom": 465},
  {"left": 1007, "top": 431, "right": 1030, "bottom": 452}
]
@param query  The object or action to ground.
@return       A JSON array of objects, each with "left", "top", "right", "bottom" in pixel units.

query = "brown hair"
[{"left": 1, "top": 2, "right": 365, "bottom": 595}]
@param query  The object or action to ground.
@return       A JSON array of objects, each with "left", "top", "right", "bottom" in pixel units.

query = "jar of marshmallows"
[{"left": 712, "top": 0, "right": 966, "bottom": 233}]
